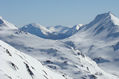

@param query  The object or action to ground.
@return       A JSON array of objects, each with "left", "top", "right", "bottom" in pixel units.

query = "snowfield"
[
  {"left": 65, "top": 12, "right": 119, "bottom": 76},
  {"left": 0, "top": 40, "right": 68, "bottom": 79},
  {"left": 0, "top": 12, "right": 119, "bottom": 79}
]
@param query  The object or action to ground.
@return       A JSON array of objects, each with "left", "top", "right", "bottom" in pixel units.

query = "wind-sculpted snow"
[{"left": 0, "top": 40, "right": 68, "bottom": 79}]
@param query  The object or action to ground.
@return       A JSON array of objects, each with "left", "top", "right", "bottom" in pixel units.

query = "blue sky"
[{"left": 0, "top": 0, "right": 119, "bottom": 27}]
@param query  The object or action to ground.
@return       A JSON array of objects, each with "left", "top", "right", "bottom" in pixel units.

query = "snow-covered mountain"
[
  {"left": 0, "top": 12, "right": 119, "bottom": 79},
  {"left": 20, "top": 23, "right": 52, "bottom": 39},
  {"left": 0, "top": 16, "right": 18, "bottom": 30},
  {"left": 66, "top": 12, "right": 119, "bottom": 76},
  {"left": 0, "top": 40, "right": 68, "bottom": 79},
  {"left": 20, "top": 24, "right": 81, "bottom": 39},
  {"left": 0, "top": 30, "right": 118, "bottom": 79},
  {"left": 80, "top": 12, "right": 119, "bottom": 39},
  {"left": 0, "top": 16, "right": 118, "bottom": 79}
]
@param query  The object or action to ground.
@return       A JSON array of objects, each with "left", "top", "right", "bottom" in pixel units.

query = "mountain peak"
[
  {"left": 86, "top": 12, "right": 119, "bottom": 28},
  {"left": 104, "top": 11, "right": 119, "bottom": 26},
  {"left": 82, "top": 12, "right": 119, "bottom": 38},
  {"left": 109, "top": 12, "right": 119, "bottom": 26}
]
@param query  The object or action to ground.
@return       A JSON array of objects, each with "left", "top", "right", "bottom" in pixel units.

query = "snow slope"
[
  {"left": 0, "top": 40, "right": 68, "bottom": 79},
  {"left": 0, "top": 13, "right": 119, "bottom": 79},
  {"left": 66, "top": 12, "right": 119, "bottom": 76},
  {"left": 20, "top": 24, "right": 81, "bottom": 39},
  {"left": 20, "top": 24, "right": 69, "bottom": 39},
  {"left": 0, "top": 16, "right": 18, "bottom": 30},
  {"left": 79, "top": 12, "right": 119, "bottom": 39},
  {"left": 0, "top": 27, "right": 118, "bottom": 79}
]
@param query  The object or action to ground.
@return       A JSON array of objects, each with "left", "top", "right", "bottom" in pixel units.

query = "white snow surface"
[
  {"left": 0, "top": 29, "right": 118, "bottom": 79},
  {"left": 110, "top": 13, "right": 119, "bottom": 26},
  {"left": 76, "top": 24, "right": 83, "bottom": 30},
  {"left": 0, "top": 12, "right": 119, "bottom": 79},
  {"left": 65, "top": 12, "right": 119, "bottom": 76},
  {"left": 21, "top": 24, "right": 69, "bottom": 35},
  {"left": 20, "top": 24, "right": 81, "bottom": 39},
  {"left": 0, "top": 16, "right": 18, "bottom": 30},
  {"left": 0, "top": 40, "right": 67, "bottom": 79}
]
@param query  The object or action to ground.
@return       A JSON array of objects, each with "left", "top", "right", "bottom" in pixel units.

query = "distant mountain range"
[
  {"left": 20, "top": 23, "right": 83, "bottom": 39},
  {"left": 0, "top": 12, "right": 119, "bottom": 79}
]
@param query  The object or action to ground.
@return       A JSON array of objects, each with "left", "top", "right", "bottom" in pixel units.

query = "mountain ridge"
[
  {"left": 77, "top": 12, "right": 119, "bottom": 39},
  {"left": 0, "top": 40, "right": 69, "bottom": 79},
  {"left": 20, "top": 23, "right": 82, "bottom": 39},
  {"left": 0, "top": 12, "right": 119, "bottom": 79},
  {"left": 66, "top": 12, "right": 119, "bottom": 76}
]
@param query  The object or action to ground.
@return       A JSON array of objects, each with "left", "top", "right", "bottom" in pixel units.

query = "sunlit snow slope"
[
  {"left": 0, "top": 16, "right": 17, "bottom": 30},
  {"left": 66, "top": 12, "right": 119, "bottom": 76},
  {"left": 0, "top": 40, "right": 68, "bottom": 79}
]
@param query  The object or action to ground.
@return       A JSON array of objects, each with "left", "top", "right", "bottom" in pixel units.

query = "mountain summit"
[
  {"left": 94, "top": 12, "right": 119, "bottom": 26},
  {"left": 109, "top": 12, "right": 119, "bottom": 26},
  {"left": 81, "top": 12, "right": 119, "bottom": 39}
]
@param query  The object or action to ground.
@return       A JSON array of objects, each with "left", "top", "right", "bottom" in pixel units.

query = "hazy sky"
[{"left": 0, "top": 0, "right": 119, "bottom": 27}]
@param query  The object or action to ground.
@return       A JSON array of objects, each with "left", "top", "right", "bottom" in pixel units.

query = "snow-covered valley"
[{"left": 0, "top": 12, "right": 119, "bottom": 79}]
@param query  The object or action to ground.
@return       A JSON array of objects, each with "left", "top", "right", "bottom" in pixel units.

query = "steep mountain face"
[
  {"left": 0, "top": 16, "right": 18, "bottom": 30},
  {"left": 0, "top": 40, "right": 68, "bottom": 79},
  {"left": 20, "top": 24, "right": 81, "bottom": 40},
  {"left": 66, "top": 12, "right": 119, "bottom": 76},
  {"left": 80, "top": 12, "right": 119, "bottom": 39}
]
